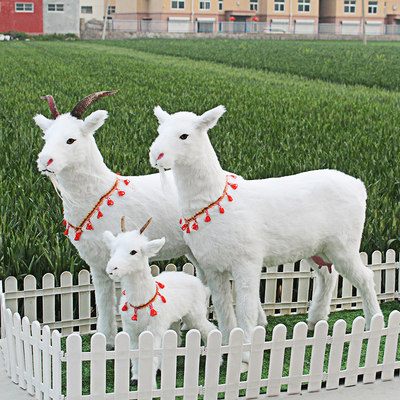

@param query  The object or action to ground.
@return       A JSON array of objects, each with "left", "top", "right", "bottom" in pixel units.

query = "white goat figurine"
[
  {"left": 149, "top": 105, "right": 382, "bottom": 350},
  {"left": 34, "top": 92, "right": 265, "bottom": 348},
  {"left": 104, "top": 217, "right": 216, "bottom": 388}
]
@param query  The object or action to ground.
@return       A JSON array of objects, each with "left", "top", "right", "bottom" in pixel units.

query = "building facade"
[
  {"left": 43, "top": 0, "right": 79, "bottom": 33},
  {"left": 0, "top": 0, "right": 43, "bottom": 33}
]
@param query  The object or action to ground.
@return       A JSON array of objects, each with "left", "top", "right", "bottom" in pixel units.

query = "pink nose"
[
  {"left": 47, "top": 159, "right": 54, "bottom": 166},
  {"left": 157, "top": 153, "right": 164, "bottom": 161}
]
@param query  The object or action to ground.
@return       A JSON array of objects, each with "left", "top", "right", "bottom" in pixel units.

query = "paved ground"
[{"left": 1, "top": 355, "right": 398, "bottom": 399}]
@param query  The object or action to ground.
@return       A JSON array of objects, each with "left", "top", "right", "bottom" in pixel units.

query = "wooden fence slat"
[
  {"left": 225, "top": 328, "right": 244, "bottom": 400},
  {"left": 61, "top": 272, "right": 73, "bottom": 336},
  {"left": 287, "top": 322, "right": 307, "bottom": 395},
  {"left": 308, "top": 320, "right": 328, "bottom": 392},
  {"left": 114, "top": 332, "right": 131, "bottom": 400},
  {"left": 264, "top": 266, "right": 278, "bottom": 315},
  {"left": 246, "top": 326, "right": 266, "bottom": 399},
  {"left": 203, "top": 330, "right": 222, "bottom": 400},
  {"left": 66, "top": 333, "right": 82, "bottom": 400},
  {"left": 42, "top": 273, "right": 55, "bottom": 325},
  {"left": 297, "top": 260, "right": 311, "bottom": 314},
  {"left": 42, "top": 325, "right": 51, "bottom": 400},
  {"left": 371, "top": 251, "right": 382, "bottom": 295},
  {"left": 266, "top": 324, "right": 286, "bottom": 397},
  {"left": 13, "top": 312, "right": 26, "bottom": 389},
  {"left": 384, "top": 250, "right": 396, "bottom": 298},
  {"left": 23, "top": 275, "right": 37, "bottom": 323},
  {"left": 5, "top": 277, "right": 18, "bottom": 313},
  {"left": 161, "top": 330, "right": 178, "bottom": 400},
  {"left": 344, "top": 316, "right": 365, "bottom": 387},
  {"left": 165, "top": 264, "right": 177, "bottom": 272},
  {"left": 280, "top": 263, "right": 295, "bottom": 315},
  {"left": 363, "top": 314, "right": 384, "bottom": 384},
  {"left": 341, "top": 276, "right": 353, "bottom": 310},
  {"left": 182, "top": 263, "right": 195, "bottom": 276},
  {"left": 151, "top": 265, "right": 160, "bottom": 277},
  {"left": 183, "top": 329, "right": 201, "bottom": 400},
  {"left": 138, "top": 331, "right": 155, "bottom": 400},
  {"left": 381, "top": 310, "right": 400, "bottom": 381},
  {"left": 90, "top": 333, "right": 107, "bottom": 400},
  {"left": 22, "top": 316, "right": 34, "bottom": 395},
  {"left": 51, "top": 329, "right": 62, "bottom": 400},
  {"left": 326, "top": 319, "right": 347, "bottom": 390},
  {"left": 4, "top": 309, "right": 15, "bottom": 380},
  {"left": 78, "top": 270, "right": 91, "bottom": 334},
  {"left": 31, "top": 320, "right": 42, "bottom": 399}
]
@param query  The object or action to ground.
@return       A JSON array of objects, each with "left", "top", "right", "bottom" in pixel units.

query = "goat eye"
[
  {"left": 66, "top": 138, "right": 76, "bottom": 145},
  {"left": 179, "top": 134, "right": 189, "bottom": 140},
  {"left": 130, "top": 250, "right": 137, "bottom": 255}
]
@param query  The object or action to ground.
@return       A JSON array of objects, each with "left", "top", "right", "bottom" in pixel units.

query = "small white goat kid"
[
  {"left": 104, "top": 218, "right": 216, "bottom": 388},
  {"left": 149, "top": 105, "right": 382, "bottom": 348}
]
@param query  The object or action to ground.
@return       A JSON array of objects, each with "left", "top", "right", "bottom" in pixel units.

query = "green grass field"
[{"left": 1, "top": 39, "right": 400, "bottom": 282}]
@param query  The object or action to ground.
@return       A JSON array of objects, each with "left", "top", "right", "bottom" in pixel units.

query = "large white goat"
[
  {"left": 34, "top": 93, "right": 265, "bottom": 347},
  {"left": 104, "top": 217, "right": 216, "bottom": 388},
  {"left": 149, "top": 105, "right": 382, "bottom": 350}
]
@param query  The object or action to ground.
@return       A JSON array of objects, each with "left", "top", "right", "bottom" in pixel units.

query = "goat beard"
[{"left": 48, "top": 174, "right": 79, "bottom": 208}]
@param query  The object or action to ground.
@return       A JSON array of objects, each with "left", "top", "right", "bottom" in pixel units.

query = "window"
[
  {"left": 250, "top": 0, "right": 258, "bottom": 11},
  {"left": 199, "top": 0, "right": 211, "bottom": 10},
  {"left": 344, "top": 0, "right": 356, "bottom": 13},
  {"left": 107, "top": 5, "right": 115, "bottom": 14},
  {"left": 218, "top": 0, "right": 223, "bottom": 10},
  {"left": 274, "top": 0, "right": 285, "bottom": 12},
  {"left": 81, "top": 6, "right": 92, "bottom": 14},
  {"left": 298, "top": 0, "right": 310, "bottom": 12},
  {"left": 15, "top": 2, "right": 34, "bottom": 12},
  {"left": 171, "top": 0, "right": 185, "bottom": 9},
  {"left": 48, "top": 4, "right": 64, "bottom": 12},
  {"left": 368, "top": 1, "right": 378, "bottom": 14}
]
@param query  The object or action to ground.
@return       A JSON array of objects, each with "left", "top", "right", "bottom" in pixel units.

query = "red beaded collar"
[
  {"left": 121, "top": 281, "right": 166, "bottom": 321},
  {"left": 62, "top": 174, "right": 130, "bottom": 241},
  {"left": 180, "top": 174, "right": 238, "bottom": 234}
]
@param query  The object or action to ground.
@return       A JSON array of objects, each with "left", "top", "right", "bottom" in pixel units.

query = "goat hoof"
[
  {"left": 307, "top": 321, "right": 316, "bottom": 331},
  {"left": 131, "top": 379, "right": 138, "bottom": 386},
  {"left": 240, "top": 362, "right": 249, "bottom": 373}
]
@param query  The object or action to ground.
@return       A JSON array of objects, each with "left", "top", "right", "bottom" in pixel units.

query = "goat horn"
[
  {"left": 121, "top": 216, "right": 126, "bottom": 233},
  {"left": 140, "top": 217, "right": 152, "bottom": 235},
  {"left": 70, "top": 90, "right": 120, "bottom": 119},
  {"left": 41, "top": 95, "right": 60, "bottom": 119}
]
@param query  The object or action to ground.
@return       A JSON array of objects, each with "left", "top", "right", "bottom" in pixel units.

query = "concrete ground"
[{"left": 1, "top": 355, "right": 398, "bottom": 399}]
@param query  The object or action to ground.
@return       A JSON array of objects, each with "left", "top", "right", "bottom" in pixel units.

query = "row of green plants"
[
  {"left": 100, "top": 39, "right": 400, "bottom": 91},
  {"left": 1, "top": 40, "right": 399, "bottom": 283},
  {"left": 1, "top": 31, "right": 79, "bottom": 41}
]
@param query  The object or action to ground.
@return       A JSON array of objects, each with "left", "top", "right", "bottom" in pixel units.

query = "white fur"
[
  {"left": 149, "top": 105, "right": 383, "bottom": 348},
  {"left": 104, "top": 228, "right": 216, "bottom": 388},
  {"left": 34, "top": 106, "right": 266, "bottom": 347}
]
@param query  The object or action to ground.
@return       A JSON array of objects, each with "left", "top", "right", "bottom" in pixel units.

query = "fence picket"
[
  {"left": 297, "top": 260, "right": 311, "bottom": 314},
  {"left": 371, "top": 251, "right": 382, "bottom": 295},
  {"left": 280, "top": 263, "right": 295, "bottom": 314},
  {"left": 151, "top": 265, "right": 160, "bottom": 277},
  {"left": 165, "top": 264, "right": 177, "bottom": 272},
  {"left": 5, "top": 276, "right": 18, "bottom": 313},
  {"left": 90, "top": 333, "right": 107, "bottom": 399},
  {"left": 13, "top": 313, "right": 26, "bottom": 389},
  {"left": 61, "top": 272, "right": 73, "bottom": 335},
  {"left": 66, "top": 333, "right": 82, "bottom": 400},
  {"left": 245, "top": 326, "right": 265, "bottom": 399},
  {"left": 31, "top": 320, "right": 42, "bottom": 399},
  {"left": 23, "top": 275, "right": 37, "bottom": 323},
  {"left": 225, "top": 328, "right": 244, "bottom": 400},
  {"left": 384, "top": 250, "right": 396, "bottom": 298},
  {"left": 204, "top": 330, "right": 222, "bottom": 400},
  {"left": 344, "top": 316, "right": 365, "bottom": 387},
  {"left": 51, "top": 329, "right": 62, "bottom": 400},
  {"left": 341, "top": 277, "right": 353, "bottom": 310},
  {"left": 114, "top": 332, "right": 131, "bottom": 400},
  {"left": 363, "top": 314, "right": 384, "bottom": 383},
  {"left": 266, "top": 324, "right": 286, "bottom": 396},
  {"left": 381, "top": 310, "right": 400, "bottom": 381},
  {"left": 326, "top": 319, "right": 347, "bottom": 390},
  {"left": 22, "top": 316, "right": 34, "bottom": 395},
  {"left": 138, "top": 331, "right": 155, "bottom": 400},
  {"left": 264, "top": 266, "right": 278, "bottom": 314},
  {"left": 4, "top": 309, "right": 16, "bottom": 381},
  {"left": 183, "top": 330, "right": 201, "bottom": 400},
  {"left": 183, "top": 263, "right": 195, "bottom": 276},
  {"left": 42, "top": 273, "right": 55, "bottom": 326},
  {"left": 287, "top": 322, "right": 307, "bottom": 394},
  {"left": 78, "top": 270, "right": 91, "bottom": 334},
  {"left": 308, "top": 320, "right": 328, "bottom": 392},
  {"left": 42, "top": 326, "right": 51, "bottom": 400},
  {"left": 161, "top": 330, "right": 178, "bottom": 400}
]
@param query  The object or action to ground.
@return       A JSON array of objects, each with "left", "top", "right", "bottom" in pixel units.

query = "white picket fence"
[{"left": 0, "top": 250, "right": 399, "bottom": 399}]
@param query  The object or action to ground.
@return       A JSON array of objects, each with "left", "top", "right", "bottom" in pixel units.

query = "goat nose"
[
  {"left": 157, "top": 153, "right": 164, "bottom": 161},
  {"left": 47, "top": 158, "right": 54, "bottom": 166}
]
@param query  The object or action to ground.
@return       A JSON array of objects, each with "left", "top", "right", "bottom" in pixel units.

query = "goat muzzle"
[{"left": 70, "top": 90, "right": 120, "bottom": 119}]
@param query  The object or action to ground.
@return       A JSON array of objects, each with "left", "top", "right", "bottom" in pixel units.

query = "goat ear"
[
  {"left": 81, "top": 110, "right": 108, "bottom": 135},
  {"left": 103, "top": 231, "right": 115, "bottom": 248},
  {"left": 153, "top": 106, "right": 170, "bottom": 125},
  {"left": 196, "top": 105, "right": 226, "bottom": 131},
  {"left": 142, "top": 237, "right": 165, "bottom": 258},
  {"left": 34, "top": 114, "right": 53, "bottom": 132}
]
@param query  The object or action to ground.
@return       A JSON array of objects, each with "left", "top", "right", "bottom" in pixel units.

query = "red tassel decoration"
[
  {"left": 181, "top": 223, "right": 188, "bottom": 231},
  {"left": 122, "top": 290, "right": 126, "bottom": 295},
  {"left": 86, "top": 221, "right": 94, "bottom": 230},
  {"left": 150, "top": 308, "right": 157, "bottom": 317},
  {"left": 116, "top": 173, "right": 120, "bottom": 175},
  {"left": 179, "top": 218, "right": 182, "bottom": 224},
  {"left": 227, "top": 194, "right": 233, "bottom": 202},
  {"left": 118, "top": 190, "right": 125, "bottom": 196},
  {"left": 229, "top": 183, "right": 238, "bottom": 190},
  {"left": 131, "top": 314, "right": 137, "bottom": 321},
  {"left": 62, "top": 220, "right": 67, "bottom": 226},
  {"left": 230, "top": 174, "right": 237, "bottom": 179},
  {"left": 97, "top": 209, "right": 103, "bottom": 219},
  {"left": 64, "top": 226, "right": 69, "bottom": 235},
  {"left": 205, "top": 211, "right": 211, "bottom": 222},
  {"left": 156, "top": 282, "right": 165, "bottom": 289},
  {"left": 159, "top": 294, "right": 166, "bottom": 303},
  {"left": 74, "top": 230, "right": 82, "bottom": 241},
  {"left": 186, "top": 226, "right": 190, "bottom": 234},
  {"left": 124, "top": 179, "right": 130, "bottom": 185},
  {"left": 218, "top": 203, "right": 225, "bottom": 214},
  {"left": 121, "top": 302, "right": 128, "bottom": 312},
  {"left": 107, "top": 198, "right": 114, "bottom": 206},
  {"left": 192, "top": 221, "right": 199, "bottom": 231}
]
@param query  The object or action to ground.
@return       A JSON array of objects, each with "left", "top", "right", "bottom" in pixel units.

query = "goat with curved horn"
[
  {"left": 41, "top": 95, "right": 60, "bottom": 119},
  {"left": 121, "top": 216, "right": 127, "bottom": 233},
  {"left": 70, "top": 90, "right": 120, "bottom": 119}
]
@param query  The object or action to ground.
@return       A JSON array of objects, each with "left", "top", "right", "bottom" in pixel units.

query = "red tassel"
[
  {"left": 62, "top": 220, "right": 67, "bottom": 226},
  {"left": 124, "top": 179, "right": 130, "bottom": 185},
  {"left": 131, "top": 314, "right": 137, "bottom": 321},
  {"left": 227, "top": 194, "right": 233, "bottom": 202},
  {"left": 160, "top": 294, "right": 166, "bottom": 303},
  {"left": 192, "top": 222, "right": 199, "bottom": 231},
  {"left": 186, "top": 226, "right": 190, "bottom": 234},
  {"left": 179, "top": 218, "right": 182, "bottom": 224},
  {"left": 64, "top": 226, "right": 69, "bottom": 235},
  {"left": 107, "top": 198, "right": 114, "bottom": 206},
  {"left": 218, "top": 204, "right": 224, "bottom": 214},
  {"left": 229, "top": 183, "right": 238, "bottom": 190},
  {"left": 230, "top": 174, "right": 237, "bottom": 179},
  {"left": 121, "top": 302, "right": 128, "bottom": 312},
  {"left": 118, "top": 190, "right": 125, "bottom": 196},
  {"left": 150, "top": 308, "right": 157, "bottom": 317},
  {"left": 205, "top": 211, "right": 211, "bottom": 222},
  {"left": 86, "top": 221, "right": 94, "bottom": 230},
  {"left": 122, "top": 290, "right": 126, "bottom": 295},
  {"left": 97, "top": 209, "right": 103, "bottom": 219},
  {"left": 74, "top": 230, "right": 82, "bottom": 241},
  {"left": 156, "top": 282, "right": 165, "bottom": 289},
  {"left": 116, "top": 173, "right": 120, "bottom": 175},
  {"left": 181, "top": 224, "right": 188, "bottom": 231}
]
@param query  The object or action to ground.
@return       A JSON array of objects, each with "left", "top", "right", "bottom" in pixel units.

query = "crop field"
[{"left": 0, "top": 39, "right": 400, "bottom": 283}]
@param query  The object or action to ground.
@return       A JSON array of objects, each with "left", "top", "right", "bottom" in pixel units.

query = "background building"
[
  {"left": 43, "top": 0, "right": 79, "bottom": 33},
  {"left": 0, "top": 0, "right": 43, "bottom": 33}
]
